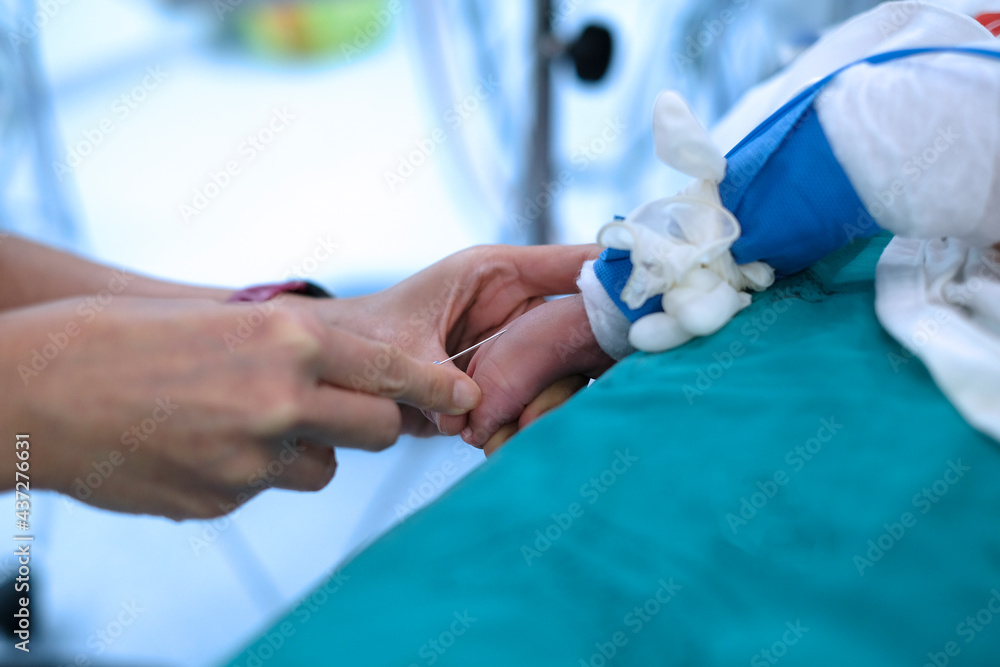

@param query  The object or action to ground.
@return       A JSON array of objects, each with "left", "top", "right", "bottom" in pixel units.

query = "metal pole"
[{"left": 524, "top": 0, "right": 554, "bottom": 245}]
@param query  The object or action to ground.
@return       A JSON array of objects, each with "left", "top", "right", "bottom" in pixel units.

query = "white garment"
[
  {"left": 928, "top": 0, "right": 1000, "bottom": 17},
  {"left": 876, "top": 238, "right": 1000, "bottom": 442},
  {"left": 820, "top": 44, "right": 1000, "bottom": 245}
]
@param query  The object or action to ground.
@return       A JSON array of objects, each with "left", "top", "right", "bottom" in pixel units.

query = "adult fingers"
[
  {"left": 507, "top": 244, "right": 603, "bottom": 297},
  {"left": 312, "top": 328, "right": 481, "bottom": 417},
  {"left": 259, "top": 440, "right": 338, "bottom": 492},
  {"left": 297, "top": 383, "right": 403, "bottom": 451}
]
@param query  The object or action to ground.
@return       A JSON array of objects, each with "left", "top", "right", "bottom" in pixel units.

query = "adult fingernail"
[
  {"left": 461, "top": 427, "right": 473, "bottom": 443},
  {"left": 453, "top": 380, "right": 480, "bottom": 411}
]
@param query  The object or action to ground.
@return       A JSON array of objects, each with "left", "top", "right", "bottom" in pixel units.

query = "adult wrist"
[{"left": 226, "top": 280, "right": 333, "bottom": 303}]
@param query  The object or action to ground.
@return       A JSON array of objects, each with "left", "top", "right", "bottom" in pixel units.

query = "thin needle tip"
[{"left": 434, "top": 329, "right": 508, "bottom": 365}]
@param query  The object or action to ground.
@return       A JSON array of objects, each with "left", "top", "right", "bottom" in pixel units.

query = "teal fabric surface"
[{"left": 226, "top": 236, "right": 1000, "bottom": 667}]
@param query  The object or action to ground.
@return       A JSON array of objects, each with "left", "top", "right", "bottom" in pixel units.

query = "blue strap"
[{"left": 596, "top": 45, "right": 1000, "bottom": 323}]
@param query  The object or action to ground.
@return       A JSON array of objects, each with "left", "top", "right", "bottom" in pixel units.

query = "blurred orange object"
[{"left": 232, "top": 0, "right": 398, "bottom": 60}]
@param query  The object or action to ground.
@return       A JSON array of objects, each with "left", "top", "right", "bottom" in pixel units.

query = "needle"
[{"left": 434, "top": 329, "right": 507, "bottom": 365}]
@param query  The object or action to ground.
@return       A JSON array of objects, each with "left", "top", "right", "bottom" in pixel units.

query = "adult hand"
[
  {"left": 314, "top": 244, "right": 602, "bottom": 436},
  {"left": 2, "top": 296, "right": 481, "bottom": 520}
]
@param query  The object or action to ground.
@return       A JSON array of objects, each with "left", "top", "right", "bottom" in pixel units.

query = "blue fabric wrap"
[
  {"left": 592, "top": 247, "right": 664, "bottom": 322},
  {"left": 594, "top": 46, "right": 1000, "bottom": 324},
  {"left": 723, "top": 95, "right": 876, "bottom": 274},
  {"left": 594, "top": 87, "right": 853, "bottom": 323},
  {"left": 595, "top": 87, "right": 861, "bottom": 323}
]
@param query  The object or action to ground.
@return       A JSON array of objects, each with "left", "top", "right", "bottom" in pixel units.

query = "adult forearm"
[{"left": 0, "top": 235, "right": 233, "bottom": 310}]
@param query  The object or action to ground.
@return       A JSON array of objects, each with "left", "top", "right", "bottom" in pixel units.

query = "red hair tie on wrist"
[{"left": 227, "top": 280, "right": 333, "bottom": 303}]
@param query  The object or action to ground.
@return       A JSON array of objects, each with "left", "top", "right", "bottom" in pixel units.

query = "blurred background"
[{"left": 6, "top": 0, "right": 963, "bottom": 663}]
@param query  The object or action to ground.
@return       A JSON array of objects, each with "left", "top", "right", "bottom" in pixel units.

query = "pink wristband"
[{"left": 226, "top": 280, "right": 332, "bottom": 303}]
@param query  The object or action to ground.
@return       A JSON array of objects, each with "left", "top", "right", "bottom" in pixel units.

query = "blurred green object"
[{"left": 229, "top": 0, "right": 396, "bottom": 60}]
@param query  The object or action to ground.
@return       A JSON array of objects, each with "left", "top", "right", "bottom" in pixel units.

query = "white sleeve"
[
  {"left": 577, "top": 261, "right": 636, "bottom": 361},
  {"left": 817, "top": 44, "right": 1000, "bottom": 246}
]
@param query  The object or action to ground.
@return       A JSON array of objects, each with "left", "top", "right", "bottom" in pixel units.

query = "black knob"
[{"left": 567, "top": 24, "right": 614, "bottom": 83}]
